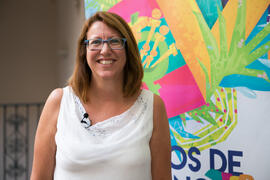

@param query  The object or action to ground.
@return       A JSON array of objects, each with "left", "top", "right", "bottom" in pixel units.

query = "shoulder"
[
  {"left": 48, "top": 88, "right": 63, "bottom": 101},
  {"left": 153, "top": 94, "right": 164, "bottom": 106},
  {"left": 40, "top": 88, "right": 63, "bottom": 125},
  {"left": 153, "top": 94, "right": 166, "bottom": 114},
  {"left": 45, "top": 88, "right": 63, "bottom": 107},
  {"left": 153, "top": 94, "right": 168, "bottom": 128}
]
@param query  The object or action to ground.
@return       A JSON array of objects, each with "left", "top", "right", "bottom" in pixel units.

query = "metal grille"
[{"left": 1, "top": 103, "right": 43, "bottom": 180}]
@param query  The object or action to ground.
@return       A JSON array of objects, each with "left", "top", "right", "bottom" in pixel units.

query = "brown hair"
[{"left": 68, "top": 11, "right": 144, "bottom": 103}]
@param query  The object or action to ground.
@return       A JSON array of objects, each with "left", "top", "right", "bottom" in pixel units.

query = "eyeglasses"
[{"left": 84, "top": 38, "right": 126, "bottom": 51}]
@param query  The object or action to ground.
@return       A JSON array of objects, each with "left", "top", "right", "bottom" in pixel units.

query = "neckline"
[{"left": 71, "top": 87, "right": 145, "bottom": 127}]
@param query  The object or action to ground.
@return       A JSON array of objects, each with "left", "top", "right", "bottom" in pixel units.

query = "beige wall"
[
  {"left": 0, "top": 0, "right": 58, "bottom": 103},
  {"left": 57, "top": 0, "right": 86, "bottom": 87},
  {"left": 0, "top": 0, "right": 85, "bottom": 103},
  {"left": 0, "top": 0, "right": 85, "bottom": 179}
]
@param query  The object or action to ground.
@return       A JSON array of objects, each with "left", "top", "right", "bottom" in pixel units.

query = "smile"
[
  {"left": 99, "top": 60, "right": 113, "bottom": 64},
  {"left": 98, "top": 60, "right": 114, "bottom": 65}
]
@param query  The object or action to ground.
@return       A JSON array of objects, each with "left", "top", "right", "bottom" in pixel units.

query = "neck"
[{"left": 88, "top": 76, "right": 124, "bottom": 102}]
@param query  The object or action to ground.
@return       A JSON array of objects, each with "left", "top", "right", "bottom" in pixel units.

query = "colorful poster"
[{"left": 85, "top": 0, "right": 270, "bottom": 179}]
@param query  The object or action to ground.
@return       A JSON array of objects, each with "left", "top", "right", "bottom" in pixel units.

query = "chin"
[
  {"left": 98, "top": 73, "right": 119, "bottom": 80},
  {"left": 93, "top": 69, "right": 124, "bottom": 81}
]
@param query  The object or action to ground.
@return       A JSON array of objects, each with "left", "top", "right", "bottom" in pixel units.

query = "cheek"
[
  {"left": 86, "top": 51, "right": 96, "bottom": 66},
  {"left": 121, "top": 51, "right": 127, "bottom": 65}
]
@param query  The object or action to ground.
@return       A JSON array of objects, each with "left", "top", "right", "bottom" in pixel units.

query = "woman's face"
[{"left": 85, "top": 21, "right": 127, "bottom": 82}]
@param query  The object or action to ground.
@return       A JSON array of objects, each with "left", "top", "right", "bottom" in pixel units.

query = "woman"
[{"left": 31, "top": 11, "right": 171, "bottom": 180}]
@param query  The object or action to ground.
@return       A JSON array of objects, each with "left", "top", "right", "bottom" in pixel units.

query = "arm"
[
  {"left": 150, "top": 94, "right": 172, "bottom": 180},
  {"left": 30, "top": 88, "right": 63, "bottom": 180}
]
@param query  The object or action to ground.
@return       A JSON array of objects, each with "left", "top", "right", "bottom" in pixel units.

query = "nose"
[{"left": 100, "top": 42, "right": 112, "bottom": 54}]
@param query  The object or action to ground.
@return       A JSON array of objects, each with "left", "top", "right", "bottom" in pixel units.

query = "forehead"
[{"left": 86, "top": 21, "right": 121, "bottom": 38}]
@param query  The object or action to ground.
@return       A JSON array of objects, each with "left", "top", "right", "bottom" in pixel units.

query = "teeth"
[{"left": 99, "top": 60, "right": 113, "bottom": 65}]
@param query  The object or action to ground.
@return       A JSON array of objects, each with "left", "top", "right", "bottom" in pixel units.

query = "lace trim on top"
[{"left": 71, "top": 88, "right": 147, "bottom": 138}]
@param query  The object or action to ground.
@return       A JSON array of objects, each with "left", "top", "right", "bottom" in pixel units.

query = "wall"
[
  {"left": 0, "top": 0, "right": 85, "bottom": 179},
  {"left": 0, "top": 0, "right": 85, "bottom": 102},
  {"left": 0, "top": 0, "right": 58, "bottom": 103},
  {"left": 56, "top": 0, "right": 85, "bottom": 86}
]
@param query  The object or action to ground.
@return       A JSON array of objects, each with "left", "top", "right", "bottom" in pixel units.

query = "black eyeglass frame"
[{"left": 84, "top": 38, "right": 127, "bottom": 50}]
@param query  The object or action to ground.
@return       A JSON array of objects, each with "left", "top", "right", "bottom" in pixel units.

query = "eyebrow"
[{"left": 88, "top": 35, "right": 122, "bottom": 39}]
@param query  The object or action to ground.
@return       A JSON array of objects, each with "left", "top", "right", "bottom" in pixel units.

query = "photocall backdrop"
[{"left": 84, "top": 0, "right": 270, "bottom": 179}]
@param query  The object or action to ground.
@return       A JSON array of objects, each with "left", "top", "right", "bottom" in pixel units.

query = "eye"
[
  {"left": 110, "top": 38, "right": 122, "bottom": 45},
  {"left": 89, "top": 39, "right": 102, "bottom": 45}
]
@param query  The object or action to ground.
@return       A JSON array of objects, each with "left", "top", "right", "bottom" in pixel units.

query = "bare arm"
[
  {"left": 30, "top": 88, "right": 63, "bottom": 180},
  {"left": 150, "top": 94, "right": 172, "bottom": 180}
]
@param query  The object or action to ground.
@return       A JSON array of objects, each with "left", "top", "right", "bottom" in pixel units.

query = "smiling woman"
[
  {"left": 30, "top": 11, "right": 171, "bottom": 180},
  {"left": 70, "top": 12, "right": 144, "bottom": 103}
]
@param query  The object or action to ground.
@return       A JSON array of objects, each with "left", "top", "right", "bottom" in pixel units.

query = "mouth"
[
  {"left": 99, "top": 60, "right": 113, "bottom": 65},
  {"left": 97, "top": 59, "right": 115, "bottom": 65}
]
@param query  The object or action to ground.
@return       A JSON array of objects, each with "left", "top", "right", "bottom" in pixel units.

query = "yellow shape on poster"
[
  {"left": 157, "top": 0, "right": 210, "bottom": 99},
  {"left": 212, "top": 0, "right": 269, "bottom": 49}
]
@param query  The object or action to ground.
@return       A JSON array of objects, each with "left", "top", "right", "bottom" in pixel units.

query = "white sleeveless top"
[{"left": 54, "top": 86, "right": 153, "bottom": 180}]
